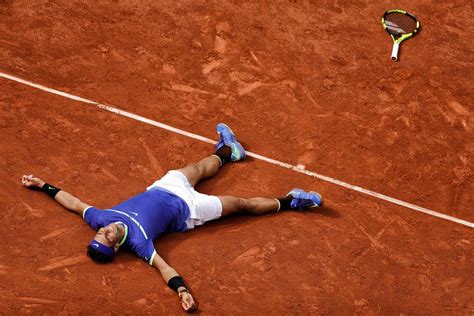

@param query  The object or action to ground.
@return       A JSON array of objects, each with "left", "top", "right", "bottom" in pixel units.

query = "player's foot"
[
  {"left": 215, "top": 123, "right": 245, "bottom": 161},
  {"left": 286, "top": 188, "right": 323, "bottom": 210}
]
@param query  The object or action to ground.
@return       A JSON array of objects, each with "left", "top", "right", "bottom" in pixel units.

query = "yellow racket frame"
[{"left": 381, "top": 9, "right": 420, "bottom": 61}]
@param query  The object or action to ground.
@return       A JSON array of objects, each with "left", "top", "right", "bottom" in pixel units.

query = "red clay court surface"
[{"left": 1, "top": 0, "right": 473, "bottom": 314}]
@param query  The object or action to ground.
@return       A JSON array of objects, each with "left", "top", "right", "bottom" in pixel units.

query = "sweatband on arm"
[
  {"left": 41, "top": 183, "right": 61, "bottom": 199},
  {"left": 168, "top": 276, "right": 186, "bottom": 292}
]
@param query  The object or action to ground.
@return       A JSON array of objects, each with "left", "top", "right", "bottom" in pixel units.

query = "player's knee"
[
  {"left": 189, "top": 163, "right": 205, "bottom": 177},
  {"left": 221, "top": 197, "right": 253, "bottom": 216},
  {"left": 236, "top": 198, "right": 251, "bottom": 211}
]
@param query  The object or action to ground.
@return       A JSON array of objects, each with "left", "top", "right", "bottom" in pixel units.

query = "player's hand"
[
  {"left": 21, "top": 175, "right": 45, "bottom": 189},
  {"left": 179, "top": 291, "right": 196, "bottom": 313}
]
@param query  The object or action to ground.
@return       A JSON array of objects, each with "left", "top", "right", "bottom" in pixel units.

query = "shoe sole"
[
  {"left": 217, "top": 123, "right": 235, "bottom": 139},
  {"left": 308, "top": 191, "right": 323, "bottom": 207}
]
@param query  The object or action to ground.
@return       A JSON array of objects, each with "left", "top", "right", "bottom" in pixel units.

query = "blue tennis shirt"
[{"left": 83, "top": 187, "right": 190, "bottom": 264}]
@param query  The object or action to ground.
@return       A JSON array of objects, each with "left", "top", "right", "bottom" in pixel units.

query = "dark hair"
[{"left": 87, "top": 245, "right": 113, "bottom": 263}]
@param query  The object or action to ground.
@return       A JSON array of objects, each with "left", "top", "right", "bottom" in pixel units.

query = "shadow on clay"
[{"left": 308, "top": 206, "right": 340, "bottom": 218}]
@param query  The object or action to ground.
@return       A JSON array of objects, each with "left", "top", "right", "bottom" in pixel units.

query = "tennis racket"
[{"left": 381, "top": 9, "right": 420, "bottom": 61}]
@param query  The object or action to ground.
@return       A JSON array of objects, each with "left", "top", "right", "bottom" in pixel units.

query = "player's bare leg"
[
  {"left": 178, "top": 123, "right": 243, "bottom": 187},
  {"left": 177, "top": 154, "right": 223, "bottom": 187},
  {"left": 179, "top": 124, "right": 323, "bottom": 215},
  {"left": 219, "top": 196, "right": 280, "bottom": 216},
  {"left": 219, "top": 190, "right": 324, "bottom": 216}
]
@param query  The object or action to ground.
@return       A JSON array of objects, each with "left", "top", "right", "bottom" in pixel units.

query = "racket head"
[{"left": 381, "top": 9, "right": 420, "bottom": 43}]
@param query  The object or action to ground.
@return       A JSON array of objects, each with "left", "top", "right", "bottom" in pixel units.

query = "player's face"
[{"left": 94, "top": 223, "right": 121, "bottom": 247}]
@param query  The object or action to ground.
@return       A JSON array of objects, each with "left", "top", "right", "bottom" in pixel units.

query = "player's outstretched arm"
[
  {"left": 152, "top": 252, "right": 196, "bottom": 313},
  {"left": 21, "top": 174, "right": 90, "bottom": 217}
]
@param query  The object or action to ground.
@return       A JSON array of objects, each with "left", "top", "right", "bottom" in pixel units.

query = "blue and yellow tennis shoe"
[
  {"left": 286, "top": 188, "right": 323, "bottom": 210},
  {"left": 215, "top": 123, "right": 245, "bottom": 161}
]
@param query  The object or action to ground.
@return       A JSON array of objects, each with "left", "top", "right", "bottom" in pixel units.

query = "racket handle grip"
[{"left": 391, "top": 42, "right": 400, "bottom": 61}]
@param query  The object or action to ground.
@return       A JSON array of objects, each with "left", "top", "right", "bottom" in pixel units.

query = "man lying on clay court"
[{"left": 21, "top": 123, "right": 323, "bottom": 313}]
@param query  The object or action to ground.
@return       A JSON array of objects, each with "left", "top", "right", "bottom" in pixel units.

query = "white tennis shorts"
[{"left": 146, "top": 170, "right": 223, "bottom": 230}]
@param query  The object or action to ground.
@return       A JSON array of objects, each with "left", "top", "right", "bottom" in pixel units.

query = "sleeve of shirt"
[
  {"left": 133, "top": 239, "right": 157, "bottom": 265},
  {"left": 83, "top": 206, "right": 105, "bottom": 231}
]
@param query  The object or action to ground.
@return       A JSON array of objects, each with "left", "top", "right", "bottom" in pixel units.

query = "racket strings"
[{"left": 384, "top": 13, "right": 417, "bottom": 36}]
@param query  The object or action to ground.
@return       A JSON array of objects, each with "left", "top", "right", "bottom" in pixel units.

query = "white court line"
[{"left": 1, "top": 72, "right": 472, "bottom": 229}]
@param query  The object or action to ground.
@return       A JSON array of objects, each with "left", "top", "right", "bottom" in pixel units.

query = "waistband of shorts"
[{"left": 147, "top": 186, "right": 179, "bottom": 197}]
